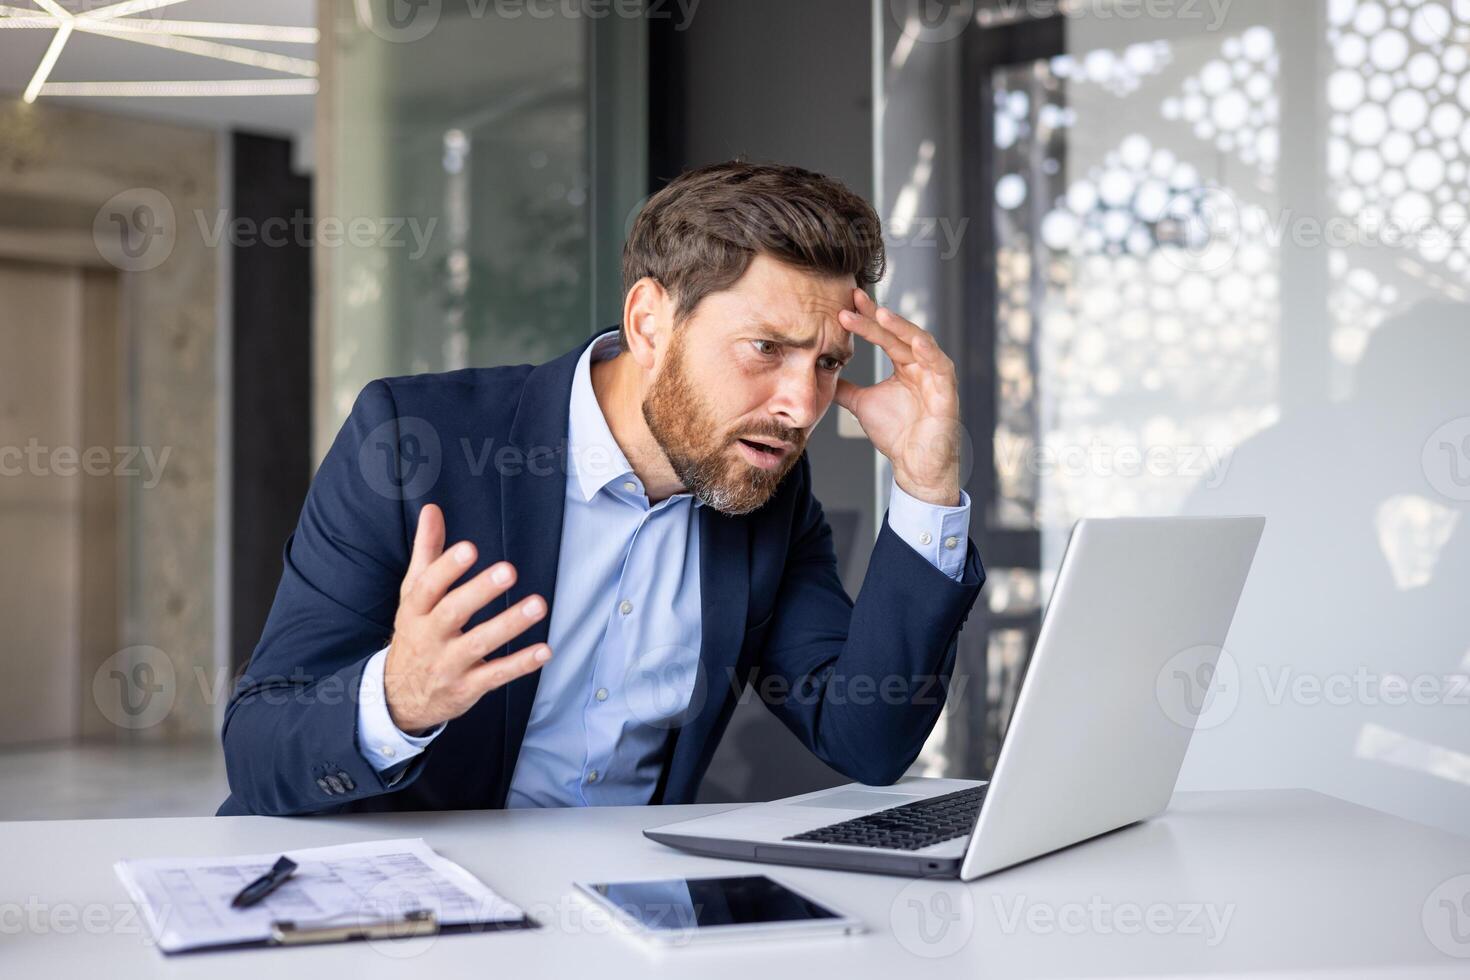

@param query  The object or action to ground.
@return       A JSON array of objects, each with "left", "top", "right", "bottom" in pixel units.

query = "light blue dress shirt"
[{"left": 356, "top": 331, "right": 971, "bottom": 805}]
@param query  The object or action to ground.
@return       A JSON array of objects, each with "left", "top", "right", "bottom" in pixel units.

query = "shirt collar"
[{"left": 566, "top": 331, "right": 704, "bottom": 508}]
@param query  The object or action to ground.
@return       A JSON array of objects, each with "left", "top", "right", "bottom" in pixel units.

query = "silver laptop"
[{"left": 645, "top": 516, "right": 1265, "bottom": 880}]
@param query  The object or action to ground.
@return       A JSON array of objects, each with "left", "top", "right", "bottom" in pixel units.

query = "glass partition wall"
[
  {"left": 315, "top": 0, "right": 646, "bottom": 450},
  {"left": 881, "top": 0, "right": 1470, "bottom": 837}
]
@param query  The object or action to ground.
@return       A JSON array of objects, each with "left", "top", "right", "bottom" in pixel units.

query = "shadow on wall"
[{"left": 1181, "top": 300, "right": 1470, "bottom": 837}]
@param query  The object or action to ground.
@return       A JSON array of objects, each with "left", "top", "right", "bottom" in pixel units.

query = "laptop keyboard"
[{"left": 783, "top": 785, "right": 988, "bottom": 851}]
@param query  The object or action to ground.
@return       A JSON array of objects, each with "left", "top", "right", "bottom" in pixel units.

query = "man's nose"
[{"left": 767, "top": 368, "right": 826, "bottom": 431}]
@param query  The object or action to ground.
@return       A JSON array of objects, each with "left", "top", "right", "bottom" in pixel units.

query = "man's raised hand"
[{"left": 383, "top": 504, "right": 551, "bottom": 734}]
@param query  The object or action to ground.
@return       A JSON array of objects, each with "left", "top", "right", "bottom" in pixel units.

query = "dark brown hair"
[{"left": 620, "top": 160, "right": 886, "bottom": 349}]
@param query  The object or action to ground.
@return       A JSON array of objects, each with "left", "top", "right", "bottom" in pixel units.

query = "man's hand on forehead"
[{"left": 834, "top": 289, "right": 962, "bottom": 508}]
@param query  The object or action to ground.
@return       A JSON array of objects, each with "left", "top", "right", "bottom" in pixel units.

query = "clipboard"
[
  {"left": 157, "top": 906, "right": 542, "bottom": 955},
  {"left": 115, "top": 837, "right": 539, "bottom": 954}
]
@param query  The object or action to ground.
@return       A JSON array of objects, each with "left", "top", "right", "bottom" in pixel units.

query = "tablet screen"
[{"left": 587, "top": 875, "right": 842, "bottom": 931}]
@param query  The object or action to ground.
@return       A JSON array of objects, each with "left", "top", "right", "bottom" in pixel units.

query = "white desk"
[{"left": 4, "top": 789, "right": 1468, "bottom": 978}]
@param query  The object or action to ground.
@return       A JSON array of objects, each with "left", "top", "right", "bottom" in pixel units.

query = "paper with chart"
[{"left": 114, "top": 837, "right": 528, "bottom": 952}]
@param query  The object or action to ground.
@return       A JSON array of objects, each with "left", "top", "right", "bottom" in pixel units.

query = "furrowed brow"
[{"left": 751, "top": 321, "right": 854, "bottom": 363}]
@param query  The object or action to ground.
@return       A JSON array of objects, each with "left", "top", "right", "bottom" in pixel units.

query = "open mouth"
[
  {"left": 735, "top": 437, "right": 792, "bottom": 471},
  {"left": 738, "top": 438, "right": 787, "bottom": 458}
]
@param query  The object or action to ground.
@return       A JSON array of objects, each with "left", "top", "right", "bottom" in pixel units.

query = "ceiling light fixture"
[
  {"left": 4, "top": 0, "right": 317, "bottom": 103},
  {"left": 39, "top": 78, "right": 318, "bottom": 96},
  {"left": 75, "top": 22, "right": 318, "bottom": 76},
  {"left": 71, "top": 18, "right": 318, "bottom": 43}
]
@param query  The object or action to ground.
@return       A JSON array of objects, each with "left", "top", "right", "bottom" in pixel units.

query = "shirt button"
[
  {"left": 944, "top": 536, "right": 959, "bottom": 550},
  {"left": 618, "top": 599, "right": 633, "bottom": 616},
  {"left": 623, "top": 481, "right": 636, "bottom": 493},
  {"left": 586, "top": 769, "right": 599, "bottom": 783},
  {"left": 380, "top": 745, "right": 396, "bottom": 758},
  {"left": 595, "top": 687, "right": 609, "bottom": 702},
  {"left": 919, "top": 532, "right": 933, "bottom": 546}
]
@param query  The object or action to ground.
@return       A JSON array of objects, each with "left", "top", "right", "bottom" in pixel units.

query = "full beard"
[{"left": 642, "top": 333, "right": 804, "bottom": 516}]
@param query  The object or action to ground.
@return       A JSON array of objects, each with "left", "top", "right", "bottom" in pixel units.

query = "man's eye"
[
  {"left": 751, "top": 340, "right": 779, "bottom": 356},
  {"left": 819, "top": 356, "right": 843, "bottom": 372}
]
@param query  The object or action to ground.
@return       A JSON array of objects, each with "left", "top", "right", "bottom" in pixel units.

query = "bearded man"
[{"left": 218, "top": 161, "right": 986, "bottom": 816}]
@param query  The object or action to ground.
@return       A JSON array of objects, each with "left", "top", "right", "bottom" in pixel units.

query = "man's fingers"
[
  {"left": 433, "top": 562, "right": 521, "bottom": 633},
  {"left": 838, "top": 308, "right": 915, "bottom": 365},
  {"left": 464, "top": 642, "right": 552, "bottom": 695},
  {"left": 402, "top": 504, "right": 445, "bottom": 596},
  {"left": 849, "top": 290, "right": 954, "bottom": 377},
  {"left": 871, "top": 300, "right": 928, "bottom": 346},
  {"left": 401, "top": 539, "right": 478, "bottom": 616},
  {"left": 453, "top": 594, "right": 547, "bottom": 665},
  {"left": 834, "top": 377, "right": 864, "bottom": 414}
]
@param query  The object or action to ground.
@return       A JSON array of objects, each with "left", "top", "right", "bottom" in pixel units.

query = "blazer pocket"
[
  {"left": 739, "top": 610, "right": 775, "bottom": 666},
  {"left": 744, "top": 610, "right": 774, "bottom": 635}
]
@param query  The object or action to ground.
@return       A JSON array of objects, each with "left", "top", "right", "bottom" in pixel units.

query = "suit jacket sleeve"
[
  {"left": 752, "top": 458, "right": 986, "bottom": 786},
  {"left": 220, "top": 381, "right": 429, "bottom": 815}
]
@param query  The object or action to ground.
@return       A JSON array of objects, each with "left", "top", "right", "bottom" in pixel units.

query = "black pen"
[{"left": 232, "top": 855, "right": 298, "bottom": 909}]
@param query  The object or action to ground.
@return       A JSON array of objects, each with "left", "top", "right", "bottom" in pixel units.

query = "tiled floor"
[{"left": 0, "top": 739, "right": 229, "bottom": 821}]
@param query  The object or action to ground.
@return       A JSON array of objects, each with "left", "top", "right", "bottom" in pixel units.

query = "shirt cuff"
[
  {"left": 357, "top": 646, "right": 444, "bottom": 775},
  {"left": 886, "top": 480, "right": 972, "bottom": 582}
]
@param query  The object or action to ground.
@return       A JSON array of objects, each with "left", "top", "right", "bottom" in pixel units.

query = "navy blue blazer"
[{"left": 218, "top": 334, "right": 985, "bottom": 816}]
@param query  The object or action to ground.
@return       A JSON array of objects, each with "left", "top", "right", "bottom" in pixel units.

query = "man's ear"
[{"left": 621, "top": 276, "right": 670, "bottom": 370}]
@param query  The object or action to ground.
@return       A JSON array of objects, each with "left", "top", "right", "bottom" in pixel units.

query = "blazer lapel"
[{"left": 496, "top": 335, "right": 599, "bottom": 803}]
